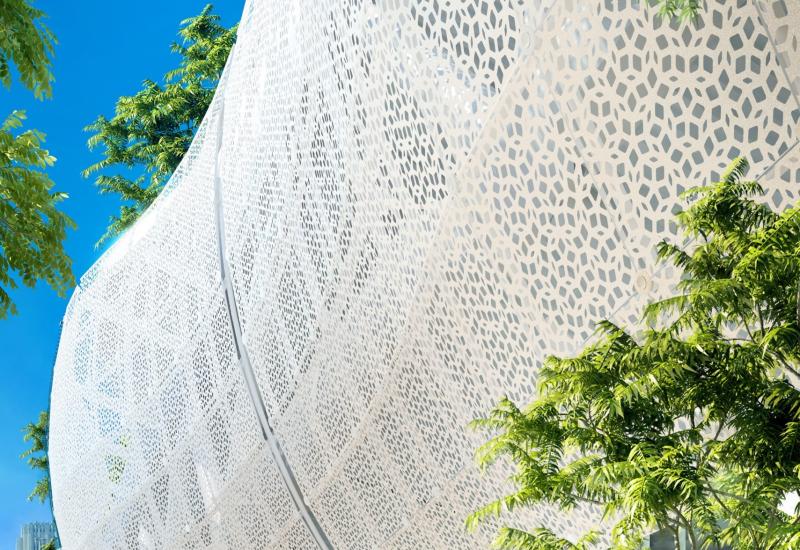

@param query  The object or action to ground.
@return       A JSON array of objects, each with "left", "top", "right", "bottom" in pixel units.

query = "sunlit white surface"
[{"left": 49, "top": 0, "right": 800, "bottom": 548}]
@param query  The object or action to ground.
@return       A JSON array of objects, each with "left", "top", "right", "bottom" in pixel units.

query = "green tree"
[
  {"left": 21, "top": 410, "right": 50, "bottom": 503},
  {"left": 83, "top": 4, "right": 236, "bottom": 244},
  {"left": 0, "top": 0, "right": 56, "bottom": 99},
  {"left": 0, "top": 111, "right": 74, "bottom": 317},
  {"left": 22, "top": 411, "right": 58, "bottom": 549},
  {"left": 469, "top": 158, "right": 800, "bottom": 549},
  {"left": 3, "top": 4, "right": 66, "bottom": 545},
  {"left": 0, "top": 0, "right": 74, "bottom": 318}
]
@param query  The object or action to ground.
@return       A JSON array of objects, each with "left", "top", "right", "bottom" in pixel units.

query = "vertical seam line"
[{"left": 212, "top": 98, "right": 334, "bottom": 550}]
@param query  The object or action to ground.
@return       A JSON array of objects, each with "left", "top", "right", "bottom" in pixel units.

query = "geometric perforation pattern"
[{"left": 50, "top": 0, "right": 800, "bottom": 548}]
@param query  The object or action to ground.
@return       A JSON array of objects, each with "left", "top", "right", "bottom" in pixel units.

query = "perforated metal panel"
[{"left": 49, "top": 1, "right": 800, "bottom": 548}]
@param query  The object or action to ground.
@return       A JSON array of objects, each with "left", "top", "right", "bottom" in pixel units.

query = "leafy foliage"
[
  {"left": 649, "top": 0, "right": 702, "bottom": 23},
  {"left": 470, "top": 158, "right": 800, "bottom": 549},
  {"left": 83, "top": 4, "right": 236, "bottom": 244},
  {"left": 22, "top": 411, "right": 58, "bottom": 550},
  {"left": 0, "top": 1, "right": 73, "bottom": 317},
  {"left": 0, "top": 111, "right": 74, "bottom": 318},
  {"left": 491, "top": 528, "right": 600, "bottom": 550},
  {"left": 21, "top": 410, "right": 50, "bottom": 503},
  {"left": 0, "top": 0, "right": 56, "bottom": 98},
  {"left": 5, "top": 4, "right": 65, "bottom": 545}
]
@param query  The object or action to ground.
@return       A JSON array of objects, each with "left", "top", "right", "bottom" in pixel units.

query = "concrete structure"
[{"left": 49, "top": 0, "right": 800, "bottom": 548}]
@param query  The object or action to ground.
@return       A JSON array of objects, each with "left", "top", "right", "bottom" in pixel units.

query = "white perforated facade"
[{"left": 49, "top": 1, "right": 800, "bottom": 548}]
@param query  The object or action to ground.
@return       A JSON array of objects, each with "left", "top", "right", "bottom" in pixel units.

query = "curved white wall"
[{"left": 50, "top": 1, "right": 800, "bottom": 548}]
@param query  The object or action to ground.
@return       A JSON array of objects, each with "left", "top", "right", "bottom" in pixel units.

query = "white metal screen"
[{"left": 49, "top": 0, "right": 800, "bottom": 548}]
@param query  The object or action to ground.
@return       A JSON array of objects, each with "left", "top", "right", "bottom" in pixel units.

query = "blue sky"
[{"left": 0, "top": 1, "right": 243, "bottom": 545}]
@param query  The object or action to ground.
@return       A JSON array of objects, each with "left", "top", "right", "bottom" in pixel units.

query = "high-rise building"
[{"left": 15, "top": 522, "right": 56, "bottom": 550}]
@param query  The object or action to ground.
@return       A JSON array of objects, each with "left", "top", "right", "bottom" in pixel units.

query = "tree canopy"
[
  {"left": 0, "top": 110, "right": 74, "bottom": 318},
  {"left": 22, "top": 409, "right": 57, "bottom": 549},
  {"left": 0, "top": 0, "right": 73, "bottom": 319},
  {"left": 84, "top": 4, "right": 236, "bottom": 244},
  {"left": 0, "top": 0, "right": 56, "bottom": 98},
  {"left": 21, "top": 410, "right": 50, "bottom": 503},
  {"left": 469, "top": 158, "right": 800, "bottom": 549}
]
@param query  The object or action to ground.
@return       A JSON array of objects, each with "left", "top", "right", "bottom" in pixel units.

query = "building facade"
[
  {"left": 49, "top": 0, "right": 800, "bottom": 548},
  {"left": 15, "top": 522, "right": 56, "bottom": 550}
]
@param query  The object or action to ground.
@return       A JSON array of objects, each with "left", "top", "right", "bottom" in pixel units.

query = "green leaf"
[
  {"left": 84, "top": 4, "right": 236, "bottom": 245},
  {"left": 470, "top": 157, "right": 800, "bottom": 547}
]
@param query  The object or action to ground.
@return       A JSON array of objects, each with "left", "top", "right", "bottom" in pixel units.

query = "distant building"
[{"left": 15, "top": 522, "right": 56, "bottom": 550}]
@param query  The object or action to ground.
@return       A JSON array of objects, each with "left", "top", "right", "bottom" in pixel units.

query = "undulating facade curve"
[{"left": 49, "top": 0, "right": 800, "bottom": 548}]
